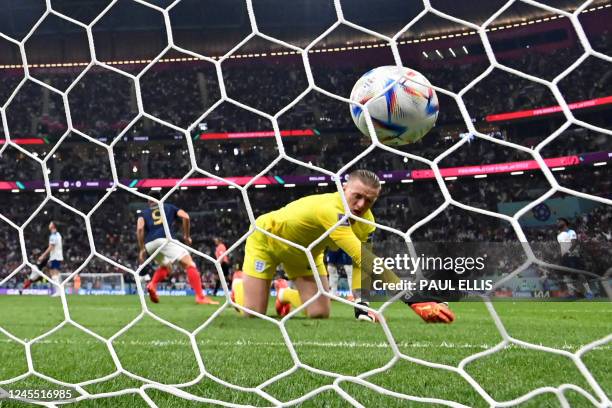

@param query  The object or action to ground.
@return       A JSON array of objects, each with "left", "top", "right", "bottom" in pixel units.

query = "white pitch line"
[{"left": 1, "top": 338, "right": 609, "bottom": 351}]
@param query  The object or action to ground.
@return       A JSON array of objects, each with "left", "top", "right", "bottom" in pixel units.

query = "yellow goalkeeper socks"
[
  {"left": 232, "top": 278, "right": 246, "bottom": 316},
  {"left": 279, "top": 288, "right": 302, "bottom": 309},
  {"left": 234, "top": 279, "right": 304, "bottom": 315}
]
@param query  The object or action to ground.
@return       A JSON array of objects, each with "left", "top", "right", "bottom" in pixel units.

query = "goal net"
[
  {"left": 59, "top": 273, "right": 125, "bottom": 295},
  {"left": 0, "top": 0, "right": 610, "bottom": 407}
]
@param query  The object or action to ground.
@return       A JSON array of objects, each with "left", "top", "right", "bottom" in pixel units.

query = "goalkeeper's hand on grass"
[
  {"left": 410, "top": 302, "right": 455, "bottom": 324},
  {"left": 354, "top": 301, "right": 379, "bottom": 323}
]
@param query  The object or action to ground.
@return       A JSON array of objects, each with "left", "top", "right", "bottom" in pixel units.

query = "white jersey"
[
  {"left": 557, "top": 229, "right": 577, "bottom": 255},
  {"left": 49, "top": 231, "right": 63, "bottom": 261}
]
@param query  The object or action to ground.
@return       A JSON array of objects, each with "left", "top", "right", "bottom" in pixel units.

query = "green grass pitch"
[{"left": 0, "top": 296, "right": 609, "bottom": 407}]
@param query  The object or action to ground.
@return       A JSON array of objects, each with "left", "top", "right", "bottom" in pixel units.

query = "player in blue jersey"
[
  {"left": 137, "top": 192, "right": 218, "bottom": 305},
  {"left": 326, "top": 248, "right": 354, "bottom": 301}
]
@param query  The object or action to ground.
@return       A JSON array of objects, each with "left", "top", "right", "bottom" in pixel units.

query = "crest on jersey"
[{"left": 254, "top": 260, "right": 267, "bottom": 272}]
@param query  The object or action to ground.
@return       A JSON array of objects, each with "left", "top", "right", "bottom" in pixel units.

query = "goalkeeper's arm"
[{"left": 327, "top": 226, "right": 455, "bottom": 324}]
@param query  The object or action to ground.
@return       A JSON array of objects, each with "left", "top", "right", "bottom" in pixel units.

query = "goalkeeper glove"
[
  {"left": 410, "top": 302, "right": 455, "bottom": 324},
  {"left": 354, "top": 301, "right": 379, "bottom": 323}
]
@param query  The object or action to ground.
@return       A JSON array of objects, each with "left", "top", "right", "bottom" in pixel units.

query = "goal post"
[{"left": 59, "top": 273, "right": 125, "bottom": 295}]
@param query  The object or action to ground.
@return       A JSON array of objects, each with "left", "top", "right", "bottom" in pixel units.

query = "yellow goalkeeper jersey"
[{"left": 243, "top": 192, "right": 375, "bottom": 281}]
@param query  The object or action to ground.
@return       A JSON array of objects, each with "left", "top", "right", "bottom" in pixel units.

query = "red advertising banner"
[
  {"left": 0, "top": 181, "right": 16, "bottom": 189},
  {"left": 0, "top": 154, "right": 597, "bottom": 190},
  {"left": 0, "top": 138, "right": 45, "bottom": 145},
  {"left": 137, "top": 176, "right": 275, "bottom": 188},
  {"left": 411, "top": 155, "right": 579, "bottom": 179},
  {"left": 200, "top": 129, "right": 315, "bottom": 140},
  {"left": 486, "top": 96, "right": 612, "bottom": 122}
]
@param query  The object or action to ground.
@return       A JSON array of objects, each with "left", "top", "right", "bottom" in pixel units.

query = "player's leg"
[
  {"left": 144, "top": 239, "right": 170, "bottom": 303},
  {"left": 277, "top": 257, "right": 330, "bottom": 318},
  {"left": 49, "top": 261, "right": 62, "bottom": 297},
  {"left": 238, "top": 274, "right": 272, "bottom": 316},
  {"left": 22, "top": 262, "right": 46, "bottom": 291},
  {"left": 23, "top": 272, "right": 40, "bottom": 290},
  {"left": 344, "top": 264, "right": 354, "bottom": 301},
  {"left": 236, "top": 242, "right": 278, "bottom": 316},
  {"left": 327, "top": 263, "right": 339, "bottom": 295},
  {"left": 22, "top": 278, "right": 33, "bottom": 290},
  {"left": 147, "top": 264, "right": 170, "bottom": 303},
  {"left": 213, "top": 263, "right": 230, "bottom": 296},
  {"left": 293, "top": 275, "right": 330, "bottom": 318},
  {"left": 213, "top": 270, "right": 222, "bottom": 296},
  {"left": 178, "top": 252, "right": 218, "bottom": 305},
  {"left": 222, "top": 263, "right": 232, "bottom": 293}
]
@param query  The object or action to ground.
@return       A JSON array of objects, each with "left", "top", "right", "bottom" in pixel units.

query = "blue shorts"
[
  {"left": 49, "top": 260, "right": 62, "bottom": 270},
  {"left": 326, "top": 250, "right": 352, "bottom": 266}
]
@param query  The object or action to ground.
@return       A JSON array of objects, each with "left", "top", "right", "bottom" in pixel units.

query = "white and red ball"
[{"left": 349, "top": 66, "right": 439, "bottom": 146}]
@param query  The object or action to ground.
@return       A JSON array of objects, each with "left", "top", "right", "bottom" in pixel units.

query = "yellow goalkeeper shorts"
[{"left": 242, "top": 223, "right": 327, "bottom": 281}]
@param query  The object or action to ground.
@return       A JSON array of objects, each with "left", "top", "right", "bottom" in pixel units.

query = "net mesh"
[{"left": 0, "top": 0, "right": 610, "bottom": 406}]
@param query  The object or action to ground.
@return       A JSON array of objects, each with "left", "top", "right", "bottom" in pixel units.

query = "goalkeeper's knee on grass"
[{"left": 276, "top": 279, "right": 330, "bottom": 319}]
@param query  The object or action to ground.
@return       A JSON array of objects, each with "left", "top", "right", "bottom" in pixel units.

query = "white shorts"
[
  {"left": 145, "top": 238, "right": 189, "bottom": 267},
  {"left": 29, "top": 268, "right": 43, "bottom": 281}
]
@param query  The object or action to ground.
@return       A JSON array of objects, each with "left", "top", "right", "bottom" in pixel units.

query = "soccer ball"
[{"left": 349, "top": 66, "right": 439, "bottom": 146}]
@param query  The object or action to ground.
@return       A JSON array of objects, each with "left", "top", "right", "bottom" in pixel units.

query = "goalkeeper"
[{"left": 232, "top": 169, "right": 455, "bottom": 323}]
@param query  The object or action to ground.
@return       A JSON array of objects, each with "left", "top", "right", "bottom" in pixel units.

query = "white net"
[{"left": 0, "top": 0, "right": 610, "bottom": 406}]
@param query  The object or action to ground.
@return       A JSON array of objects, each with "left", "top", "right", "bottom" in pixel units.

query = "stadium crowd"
[
  {"left": 1, "top": 31, "right": 610, "bottom": 295},
  {"left": 1, "top": 32, "right": 610, "bottom": 142},
  {"left": 1, "top": 121, "right": 610, "bottom": 185},
  {"left": 1, "top": 162, "right": 609, "bottom": 293}
]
